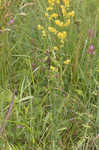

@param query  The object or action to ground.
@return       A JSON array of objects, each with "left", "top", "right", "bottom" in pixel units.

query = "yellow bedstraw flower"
[
  {"left": 53, "top": 46, "right": 58, "bottom": 51},
  {"left": 64, "top": 19, "right": 70, "bottom": 27},
  {"left": 64, "top": 59, "right": 70, "bottom": 64},
  {"left": 60, "top": 5, "right": 67, "bottom": 17},
  {"left": 57, "top": 31, "right": 67, "bottom": 40},
  {"left": 63, "top": 0, "right": 69, "bottom": 7},
  {"left": 46, "top": 7, "right": 53, "bottom": 11},
  {"left": 55, "top": 20, "right": 64, "bottom": 27},
  {"left": 48, "top": 27, "right": 57, "bottom": 34},
  {"left": 67, "top": 11, "right": 75, "bottom": 17},
  {"left": 49, "top": 13, "right": 58, "bottom": 20},
  {"left": 48, "top": 0, "right": 55, "bottom": 6},
  {"left": 42, "top": 30, "right": 46, "bottom": 37},
  {"left": 37, "top": 24, "right": 44, "bottom": 30},
  {"left": 50, "top": 66, "right": 57, "bottom": 72},
  {"left": 56, "top": 0, "right": 60, "bottom": 4}
]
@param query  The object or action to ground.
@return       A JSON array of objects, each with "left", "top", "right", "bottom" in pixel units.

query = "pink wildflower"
[
  {"left": 8, "top": 19, "right": 14, "bottom": 25},
  {"left": 88, "top": 44, "right": 96, "bottom": 55}
]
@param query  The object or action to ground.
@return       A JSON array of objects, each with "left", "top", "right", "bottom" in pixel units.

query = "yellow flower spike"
[
  {"left": 46, "top": 7, "right": 53, "bottom": 11},
  {"left": 51, "top": 3, "right": 54, "bottom": 6},
  {"left": 48, "top": 0, "right": 55, "bottom": 6},
  {"left": 57, "top": 31, "right": 67, "bottom": 40},
  {"left": 68, "top": 11, "right": 75, "bottom": 17},
  {"left": 64, "top": 59, "right": 71, "bottom": 64},
  {"left": 42, "top": 30, "right": 46, "bottom": 37},
  {"left": 60, "top": 5, "right": 67, "bottom": 17},
  {"left": 37, "top": 24, "right": 44, "bottom": 30},
  {"left": 48, "top": 27, "right": 57, "bottom": 34},
  {"left": 53, "top": 46, "right": 59, "bottom": 51},
  {"left": 63, "top": 0, "right": 69, "bottom": 7},
  {"left": 57, "top": 32, "right": 62, "bottom": 39},
  {"left": 50, "top": 66, "right": 57, "bottom": 72},
  {"left": 55, "top": 20, "right": 64, "bottom": 27},
  {"left": 56, "top": 0, "right": 60, "bottom": 4},
  {"left": 63, "top": 31, "right": 66, "bottom": 35},
  {"left": 64, "top": 19, "right": 70, "bottom": 27},
  {"left": 49, "top": 13, "right": 58, "bottom": 20}
]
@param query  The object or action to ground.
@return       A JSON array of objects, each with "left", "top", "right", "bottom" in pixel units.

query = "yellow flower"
[
  {"left": 64, "top": 59, "right": 70, "bottom": 64},
  {"left": 57, "top": 31, "right": 67, "bottom": 40},
  {"left": 55, "top": 20, "right": 64, "bottom": 27},
  {"left": 67, "top": 11, "right": 75, "bottom": 17},
  {"left": 49, "top": 13, "right": 58, "bottom": 20},
  {"left": 56, "top": 0, "right": 60, "bottom": 4},
  {"left": 60, "top": 5, "right": 67, "bottom": 17},
  {"left": 50, "top": 66, "right": 57, "bottom": 72},
  {"left": 37, "top": 24, "right": 44, "bottom": 30},
  {"left": 53, "top": 46, "right": 58, "bottom": 51},
  {"left": 46, "top": 7, "right": 53, "bottom": 11},
  {"left": 42, "top": 30, "right": 46, "bottom": 37},
  {"left": 48, "top": 27, "right": 57, "bottom": 34},
  {"left": 48, "top": 0, "right": 55, "bottom": 6},
  {"left": 63, "top": 0, "right": 69, "bottom": 7},
  {"left": 64, "top": 19, "right": 70, "bottom": 27}
]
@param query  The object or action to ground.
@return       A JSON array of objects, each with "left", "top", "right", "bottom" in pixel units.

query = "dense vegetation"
[{"left": 0, "top": 0, "right": 99, "bottom": 149}]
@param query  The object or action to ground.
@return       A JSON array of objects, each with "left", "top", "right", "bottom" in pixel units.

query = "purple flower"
[
  {"left": 8, "top": 19, "right": 14, "bottom": 25},
  {"left": 88, "top": 29, "right": 94, "bottom": 38},
  {"left": 88, "top": 44, "right": 96, "bottom": 55},
  {"left": 89, "top": 45, "right": 94, "bottom": 51}
]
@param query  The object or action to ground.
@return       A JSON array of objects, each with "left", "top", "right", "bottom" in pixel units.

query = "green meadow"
[{"left": 0, "top": 0, "right": 99, "bottom": 149}]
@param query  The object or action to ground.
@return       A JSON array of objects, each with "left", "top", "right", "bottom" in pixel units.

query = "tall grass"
[{"left": 0, "top": 0, "right": 99, "bottom": 149}]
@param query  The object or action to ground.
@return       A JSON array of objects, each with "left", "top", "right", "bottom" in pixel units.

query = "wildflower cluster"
[
  {"left": 88, "top": 29, "right": 96, "bottom": 55},
  {"left": 37, "top": 0, "right": 74, "bottom": 45},
  {"left": 37, "top": 0, "right": 74, "bottom": 71},
  {"left": 88, "top": 45, "right": 95, "bottom": 55}
]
